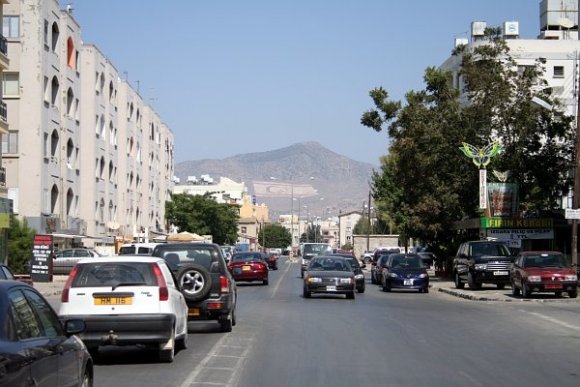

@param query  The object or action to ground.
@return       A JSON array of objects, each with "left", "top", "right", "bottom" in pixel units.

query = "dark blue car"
[{"left": 380, "top": 253, "right": 429, "bottom": 293}]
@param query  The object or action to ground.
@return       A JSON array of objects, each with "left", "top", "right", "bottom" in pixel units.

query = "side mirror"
[{"left": 64, "top": 319, "right": 86, "bottom": 335}]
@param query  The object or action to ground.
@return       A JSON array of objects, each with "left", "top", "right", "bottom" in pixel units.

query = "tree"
[
  {"left": 7, "top": 216, "right": 36, "bottom": 274},
  {"left": 257, "top": 223, "right": 292, "bottom": 249},
  {"left": 165, "top": 193, "right": 239, "bottom": 245},
  {"left": 301, "top": 224, "right": 322, "bottom": 243}
]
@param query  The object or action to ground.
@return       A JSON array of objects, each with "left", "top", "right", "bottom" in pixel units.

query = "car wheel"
[
  {"left": 467, "top": 272, "right": 480, "bottom": 290},
  {"left": 346, "top": 291, "right": 355, "bottom": 299},
  {"left": 80, "top": 368, "right": 92, "bottom": 387},
  {"left": 303, "top": 285, "right": 311, "bottom": 298},
  {"left": 555, "top": 291, "right": 562, "bottom": 298},
  {"left": 263, "top": 278, "right": 269, "bottom": 285},
  {"left": 511, "top": 281, "right": 520, "bottom": 296},
  {"left": 231, "top": 307, "right": 237, "bottom": 326},
  {"left": 175, "top": 332, "right": 188, "bottom": 351},
  {"left": 497, "top": 283, "right": 505, "bottom": 290},
  {"left": 454, "top": 272, "right": 465, "bottom": 289},
  {"left": 177, "top": 264, "right": 212, "bottom": 302},
  {"left": 423, "top": 287, "right": 429, "bottom": 294},
  {"left": 159, "top": 329, "right": 175, "bottom": 363},
  {"left": 382, "top": 280, "right": 391, "bottom": 292},
  {"left": 522, "top": 283, "right": 531, "bottom": 298},
  {"left": 358, "top": 285, "right": 365, "bottom": 293},
  {"left": 569, "top": 289, "right": 578, "bottom": 298},
  {"left": 364, "top": 257, "right": 371, "bottom": 264}
]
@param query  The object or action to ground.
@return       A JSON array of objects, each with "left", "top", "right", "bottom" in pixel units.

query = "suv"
[
  {"left": 151, "top": 242, "right": 237, "bottom": 332},
  {"left": 299, "top": 243, "right": 333, "bottom": 278},
  {"left": 453, "top": 240, "right": 513, "bottom": 290}
]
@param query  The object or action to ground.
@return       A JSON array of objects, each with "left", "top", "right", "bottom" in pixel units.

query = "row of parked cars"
[{"left": 452, "top": 240, "right": 578, "bottom": 298}]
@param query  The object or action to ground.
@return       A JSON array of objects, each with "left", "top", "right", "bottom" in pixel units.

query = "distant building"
[
  {"left": 173, "top": 176, "right": 247, "bottom": 205},
  {"left": 338, "top": 210, "right": 362, "bottom": 248},
  {"left": 0, "top": 0, "right": 10, "bottom": 264}
]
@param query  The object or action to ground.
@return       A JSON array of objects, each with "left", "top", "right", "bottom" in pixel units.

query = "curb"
[{"left": 435, "top": 286, "right": 579, "bottom": 303}]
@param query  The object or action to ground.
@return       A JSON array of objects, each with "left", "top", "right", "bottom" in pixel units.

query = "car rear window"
[
  {"left": 232, "top": 253, "right": 263, "bottom": 262},
  {"left": 158, "top": 247, "right": 214, "bottom": 269},
  {"left": 71, "top": 262, "right": 157, "bottom": 287}
]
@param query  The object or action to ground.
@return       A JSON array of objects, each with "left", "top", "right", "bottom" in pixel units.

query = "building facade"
[
  {"left": 0, "top": 0, "right": 11, "bottom": 264},
  {"left": 338, "top": 210, "right": 362, "bottom": 248},
  {"left": 2, "top": 0, "right": 174, "bottom": 249}
]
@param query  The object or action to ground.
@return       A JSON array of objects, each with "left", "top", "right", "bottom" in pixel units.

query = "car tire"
[
  {"left": 555, "top": 291, "right": 562, "bottom": 298},
  {"left": 220, "top": 313, "right": 233, "bottom": 332},
  {"left": 80, "top": 368, "right": 92, "bottom": 387},
  {"left": 569, "top": 289, "right": 578, "bottom": 298},
  {"left": 358, "top": 285, "right": 365, "bottom": 293},
  {"left": 497, "top": 283, "right": 505, "bottom": 290},
  {"left": 423, "top": 287, "right": 429, "bottom": 294},
  {"left": 468, "top": 272, "right": 480, "bottom": 290},
  {"left": 346, "top": 291, "right": 355, "bottom": 299},
  {"left": 159, "top": 330, "right": 175, "bottom": 363},
  {"left": 454, "top": 272, "right": 465, "bottom": 289},
  {"left": 177, "top": 264, "right": 212, "bottom": 302},
  {"left": 522, "top": 283, "right": 531, "bottom": 298},
  {"left": 511, "top": 281, "right": 520, "bottom": 296},
  {"left": 263, "top": 278, "right": 269, "bottom": 285},
  {"left": 303, "top": 286, "right": 311, "bottom": 298},
  {"left": 175, "top": 332, "right": 188, "bottom": 351},
  {"left": 382, "top": 281, "right": 391, "bottom": 292},
  {"left": 231, "top": 307, "right": 237, "bottom": 326}
]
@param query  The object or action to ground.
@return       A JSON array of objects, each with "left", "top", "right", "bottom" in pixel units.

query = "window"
[
  {"left": 67, "top": 37, "right": 76, "bottom": 69},
  {"left": 553, "top": 66, "right": 564, "bottom": 78},
  {"left": 2, "top": 73, "right": 19, "bottom": 96},
  {"left": 8, "top": 289, "right": 43, "bottom": 339},
  {"left": 43, "top": 19, "right": 48, "bottom": 45},
  {"left": 3, "top": 16, "right": 20, "bottom": 38},
  {"left": 241, "top": 227, "right": 247, "bottom": 233},
  {"left": 1, "top": 131, "right": 18, "bottom": 154},
  {"left": 51, "top": 22, "right": 59, "bottom": 52}
]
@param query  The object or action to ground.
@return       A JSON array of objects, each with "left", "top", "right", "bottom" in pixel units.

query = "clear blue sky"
[{"left": 64, "top": 0, "right": 539, "bottom": 165}]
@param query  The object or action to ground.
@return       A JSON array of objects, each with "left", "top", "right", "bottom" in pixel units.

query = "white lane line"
[
  {"left": 458, "top": 371, "right": 485, "bottom": 386},
  {"left": 177, "top": 334, "right": 230, "bottom": 387},
  {"left": 524, "top": 311, "right": 580, "bottom": 332},
  {"left": 270, "top": 258, "right": 294, "bottom": 298}
]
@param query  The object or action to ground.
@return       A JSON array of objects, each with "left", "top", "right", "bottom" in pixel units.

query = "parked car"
[
  {"left": 303, "top": 256, "right": 355, "bottom": 299},
  {"left": 264, "top": 252, "right": 279, "bottom": 270},
  {"left": 361, "top": 250, "right": 375, "bottom": 264},
  {"left": 58, "top": 256, "right": 188, "bottom": 362},
  {"left": 299, "top": 243, "right": 333, "bottom": 278},
  {"left": 511, "top": 251, "right": 578, "bottom": 298},
  {"left": 332, "top": 253, "right": 365, "bottom": 293},
  {"left": 372, "top": 247, "right": 401, "bottom": 264},
  {"left": 151, "top": 242, "right": 237, "bottom": 332},
  {"left": 118, "top": 242, "right": 160, "bottom": 255},
  {"left": 53, "top": 248, "right": 101, "bottom": 275},
  {"left": 0, "top": 280, "right": 93, "bottom": 387},
  {"left": 418, "top": 252, "right": 436, "bottom": 276},
  {"left": 228, "top": 252, "right": 269, "bottom": 285},
  {"left": 0, "top": 264, "right": 33, "bottom": 285},
  {"left": 371, "top": 254, "right": 390, "bottom": 285},
  {"left": 453, "top": 240, "right": 513, "bottom": 290},
  {"left": 380, "top": 253, "right": 429, "bottom": 293}
]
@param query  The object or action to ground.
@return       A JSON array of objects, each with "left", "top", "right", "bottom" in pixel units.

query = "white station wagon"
[{"left": 58, "top": 256, "right": 188, "bottom": 362}]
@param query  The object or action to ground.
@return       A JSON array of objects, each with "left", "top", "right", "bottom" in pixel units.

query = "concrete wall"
[{"left": 352, "top": 234, "right": 400, "bottom": 259}]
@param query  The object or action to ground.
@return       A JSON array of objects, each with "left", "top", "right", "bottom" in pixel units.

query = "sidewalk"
[{"left": 33, "top": 276, "right": 68, "bottom": 297}]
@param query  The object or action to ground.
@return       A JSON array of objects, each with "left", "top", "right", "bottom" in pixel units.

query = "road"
[{"left": 46, "top": 256, "right": 580, "bottom": 387}]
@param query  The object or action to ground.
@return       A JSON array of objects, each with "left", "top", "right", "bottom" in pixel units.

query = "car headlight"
[
  {"left": 475, "top": 264, "right": 487, "bottom": 270},
  {"left": 307, "top": 277, "right": 322, "bottom": 283},
  {"left": 339, "top": 278, "right": 352, "bottom": 284},
  {"left": 418, "top": 273, "right": 428, "bottom": 278},
  {"left": 354, "top": 274, "right": 364, "bottom": 280},
  {"left": 527, "top": 275, "right": 541, "bottom": 283},
  {"left": 565, "top": 275, "right": 578, "bottom": 281},
  {"left": 389, "top": 273, "right": 398, "bottom": 278}
]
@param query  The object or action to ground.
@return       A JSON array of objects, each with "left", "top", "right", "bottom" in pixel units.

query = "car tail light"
[
  {"left": 207, "top": 302, "right": 223, "bottom": 310},
  {"left": 220, "top": 275, "right": 230, "bottom": 293},
  {"left": 61, "top": 265, "right": 79, "bottom": 303},
  {"left": 153, "top": 264, "right": 169, "bottom": 301}
]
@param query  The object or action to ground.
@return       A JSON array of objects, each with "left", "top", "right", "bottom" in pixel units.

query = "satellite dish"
[{"left": 559, "top": 18, "right": 574, "bottom": 29}]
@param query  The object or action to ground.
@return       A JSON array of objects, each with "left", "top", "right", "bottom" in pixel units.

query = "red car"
[
  {"left": 228, "top": 252, "right": 269, "bottom": 285},
  {"left": 511, "top": 251, "right": 578, "bottom": 298}
]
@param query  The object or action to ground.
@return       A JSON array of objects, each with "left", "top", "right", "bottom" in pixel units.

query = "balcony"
[{"left": 0, "top": 167, "right": 5, "bottom": 187}]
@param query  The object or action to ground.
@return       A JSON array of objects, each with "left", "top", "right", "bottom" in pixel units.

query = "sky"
[{"left": 64, "top": 0, "right": 540, "bottom": 166}]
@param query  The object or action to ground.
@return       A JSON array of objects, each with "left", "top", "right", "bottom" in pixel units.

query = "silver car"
[{"left": 53, "top": 248, "right": 101, "bottom": 275}]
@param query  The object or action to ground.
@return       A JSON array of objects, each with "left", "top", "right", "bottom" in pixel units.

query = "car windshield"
[
  {"left": 232, "top": 253, "right": 264, "bottom": 262},
  {"left": 303, "top": 244, "right": 332, "bottom": 255},
  {"left": 345, "top": 257, "right": 360, "bottom": 268},
  {"left": 471, "top": 243, "right": 510, "bottom": 257},
  {"left": 523, "top": 254, "right": 568, "bottom": 268},
  {"left": 390, "top": 255, "right": 424, "bottom": 269},
  {"left": 309, "top": 257, "right": 351, "bottom": 272}
]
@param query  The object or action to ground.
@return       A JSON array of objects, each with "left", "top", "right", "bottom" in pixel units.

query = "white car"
[{"left": 58, "top": 256, "right": 188, "bottom": 362}]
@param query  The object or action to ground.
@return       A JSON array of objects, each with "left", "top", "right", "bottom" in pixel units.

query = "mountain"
[{"left": 174, "top": 142, "right": 378, "bottom": 219}]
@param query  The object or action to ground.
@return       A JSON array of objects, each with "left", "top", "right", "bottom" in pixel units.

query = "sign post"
[{"left": 31, "top": 234, "right": 53, "bottom": 282}]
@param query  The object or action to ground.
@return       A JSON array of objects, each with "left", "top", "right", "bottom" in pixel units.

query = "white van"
[{"left": 118, "top": 242, "right": 160, "bottom": 255}]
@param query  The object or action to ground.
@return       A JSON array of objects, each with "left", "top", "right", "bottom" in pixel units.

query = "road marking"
[
  {"left": 458, "top": 371, "right": 485, "bottom": 386},
  {"left": 521, "top": 310, "right": 580, "bottom": 332},
  {"left": 270, "top": 258, "right": 294, "bottom": 299}
]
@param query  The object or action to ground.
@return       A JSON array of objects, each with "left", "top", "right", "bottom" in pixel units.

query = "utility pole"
[
  {"left": 572, "top": 65, "right": 580, "bottom": 267},
  {"left": 366, "top": 190, "right": 371, "bottom": 252}
]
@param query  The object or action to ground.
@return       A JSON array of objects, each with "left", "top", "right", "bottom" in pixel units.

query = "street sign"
[{"left": 565, "top": 208, "right": 580, "bottom": 219}]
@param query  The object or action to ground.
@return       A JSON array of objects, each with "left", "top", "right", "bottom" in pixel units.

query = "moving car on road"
[
  {"left": 59, "top": 256, "right": 188, "bottom": 362},
  {"left": 332, "top": 253, "right": 365, "bottom": 293},
  {"left": 228, "top": 252, "right": 269, "bottom": 285},
  {"left": 511, "top": 251, "right": 578, "bottom": 298},
  {"left": 152, "top": 242, "right": 237, "bottom": 332},
  {"left": 381, "top": 253, "right": 429, "bottom": 293},
  {"left": 303, "top": 256, "right": 356, "bottom": 299},
  {"left": 299, "top": 242, "right": 333, "bottom": 278},
  {"left": 0, "top": 280, "right": 93, "bottom": 387}
]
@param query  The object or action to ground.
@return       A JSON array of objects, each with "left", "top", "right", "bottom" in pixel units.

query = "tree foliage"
[
  {"left": 361, "top": 28, "right": 574, "bottom": 256},
  {"left": 165, "top": 193, "right": 239, "bottom": 245},
  {"left": 257, "top": 223, "right": 292, "bottom": 249},
  {"left": 301, "top": 224, "right": 322, "bottom": 243},
  {"left": 7, "top": 216, "right": 36, "bottom": 274}
]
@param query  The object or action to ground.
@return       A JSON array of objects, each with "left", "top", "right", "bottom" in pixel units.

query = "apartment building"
[
  {"left": 2, "top": 0, "right": 174, "bottom": 248},
  {"left": 0, "top": 0, "right": 10, "bottom": 264}
]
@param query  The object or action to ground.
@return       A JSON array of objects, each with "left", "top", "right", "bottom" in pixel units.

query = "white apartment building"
[
  {"left": 338, "top": 210, "right": 362, "bottom": 248},
  {"left": 173, "top": 176, "right": 248, "bottom": 205},
  {"left": 2, "top": 1, "right": 174, "bottom": 247},
  {"left": 0, "top": 0, "right": 10, "bottom": 264}
]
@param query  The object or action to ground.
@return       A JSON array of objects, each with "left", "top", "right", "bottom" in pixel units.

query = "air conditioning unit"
[
  {"left": 503, "top": 21, "right": 519, "bottom": 38},
  {"left": 471, "top": 21, "right": 486, "bottom": 37}
]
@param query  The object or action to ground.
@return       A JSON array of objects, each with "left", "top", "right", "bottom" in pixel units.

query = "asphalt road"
[{"left": 46, "top": 256, "right": 580, "bottom": 387}]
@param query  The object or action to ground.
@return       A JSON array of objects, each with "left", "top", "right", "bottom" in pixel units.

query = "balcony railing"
[
  {"left": 0, "top": 101, "right": 6, "bottom": 121},
  {"left": 0, "top": 34, "right": 6, "bottom": 56},
  {"left": 0, "top": 167, "right": 6, "bottom": 186}
]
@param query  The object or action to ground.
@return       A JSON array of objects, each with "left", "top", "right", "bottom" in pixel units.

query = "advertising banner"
[
  {"left": 31, "top": 234, "right": 53, "bottom": 282},
  {"left": 487, "top": 182, "right": 519, "bottom": 217}
]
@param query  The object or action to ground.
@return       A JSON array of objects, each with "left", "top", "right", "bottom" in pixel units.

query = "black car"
[
  {"left": 371, "top": 254, "right": 390, "bottom": 285},
  {"left": 152, "top": 242, "right": 237, "bottom": 332},
  {"left": 303, "top": 256, "right": 356, "bottom": 299},
  {"left": 381, "top": 253, "right": 429, "bottom": 293},
  {"left": 453, "top": 240, "right": 513, "bottom": 290},
  {"left": 0, "top": 281, "right": 93, "bottom": 387},
  {"left": 332, "top": 253, "right": 365, "bottom": 293}
]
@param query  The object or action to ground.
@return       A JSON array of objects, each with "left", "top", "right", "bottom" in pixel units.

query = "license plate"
[
  {"left": 326, "top": 286, "right": 337, "bottom": 291},
  {"left": 188, "top": 307, "right": 200, "bottom": 317},
  {"left": 404, "top": 279, "right": 413, "bottom": 286},
  {"left": 545, "top": 284, "right": 562, "bottom": 289},
  {"left": 242, "top": 265, "right": 251, "bottom": 271},
  {"left": 493, "top": 271, "right": 508, "bottom": 276},
  {"left": 94, "top": 297, "right": 132, "bottom": 305}
]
